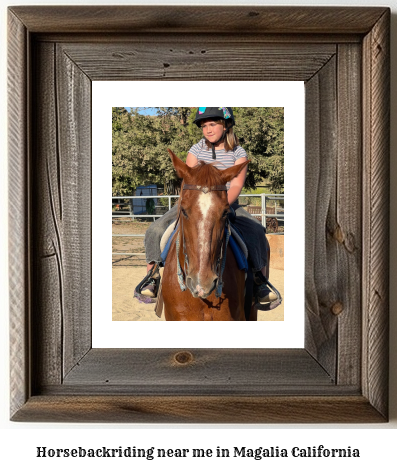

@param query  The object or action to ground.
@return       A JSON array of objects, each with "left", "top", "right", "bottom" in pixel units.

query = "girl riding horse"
[{"left": 135, "top": 107, "right": 280, "bottom": 312}]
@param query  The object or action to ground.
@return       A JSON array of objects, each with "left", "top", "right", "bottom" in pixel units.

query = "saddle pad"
[
  {"left": 160, "top": 225, "right": 178, "bottom": 264},
  {"left": 230, "top": 224, "right": 248, "bottom": 260},
  {"left": 227, "top": 228, "right": 248, "bottom": 272},
  {"left": 160, "top": 222, "right": 177, "bottom": 253}
]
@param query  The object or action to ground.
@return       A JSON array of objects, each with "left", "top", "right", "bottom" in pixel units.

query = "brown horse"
[{"left": 162, "top": 149, "right": 253, "bottom": 321}]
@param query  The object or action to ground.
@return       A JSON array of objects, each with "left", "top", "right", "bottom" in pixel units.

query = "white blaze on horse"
[{"left": 161, "top": 149, "right": 253, "bottom": 321}]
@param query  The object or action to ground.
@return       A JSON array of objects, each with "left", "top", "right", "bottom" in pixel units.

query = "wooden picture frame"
[{"left": 8, "top": 6, "right": 390, "bottom": 423}]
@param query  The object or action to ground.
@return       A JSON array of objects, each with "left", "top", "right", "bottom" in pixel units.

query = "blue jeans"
[{"left": 144, "top": 202, "right": 268, "bottom": 272}]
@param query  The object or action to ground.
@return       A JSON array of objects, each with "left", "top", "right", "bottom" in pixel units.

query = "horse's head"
[{"left": 168, "top": 148, "right": 249, "bottom": 299}]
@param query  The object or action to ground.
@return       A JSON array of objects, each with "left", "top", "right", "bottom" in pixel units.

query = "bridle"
[{"left": 174, "top": 183, "right": 231, "bottom": 298}]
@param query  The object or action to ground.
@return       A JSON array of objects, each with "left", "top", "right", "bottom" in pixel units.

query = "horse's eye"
[
  {"left": 181, "top": 207, "right": 188, "bottom": 218},
  {"left": 222, "top": 210, "right": 229, "bottom": 219}
]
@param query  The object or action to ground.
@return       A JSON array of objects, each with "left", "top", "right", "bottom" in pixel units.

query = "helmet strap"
[{"left": 211, "top": 144, "right": 217, "bottom": 160}]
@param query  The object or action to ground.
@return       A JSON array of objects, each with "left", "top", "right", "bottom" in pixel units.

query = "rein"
[{"left": 175, "top": 182, "right": 229, "bottom": 298}]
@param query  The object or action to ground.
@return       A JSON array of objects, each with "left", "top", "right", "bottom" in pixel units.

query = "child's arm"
[
  {"left": 186, "top": 152, "right": 199, "bottom": 168},
  {"left": 227, "top": 157, "right": 248, "bottom": 205}
]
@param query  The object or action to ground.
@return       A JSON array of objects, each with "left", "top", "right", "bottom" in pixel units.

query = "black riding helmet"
[{"left": 193, "top": 107, "right": 235, "bottom": 159}]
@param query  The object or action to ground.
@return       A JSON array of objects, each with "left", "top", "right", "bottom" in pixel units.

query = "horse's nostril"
[
  {"left": 186, "top": 276, "right": 218, "bottom": 297},
  {"left": 186, "top": 277, "right": 194, "bottom": 292},
  {"left": 186, "top": 277, "right": 203, "bottom": 298},
  {"left": 211, "top": 278, "right": 218, "bottom": 292}
]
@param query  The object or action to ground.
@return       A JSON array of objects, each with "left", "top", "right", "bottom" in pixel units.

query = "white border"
[{"left": 92, "top": 82, "right": 304, "bottom": 348}]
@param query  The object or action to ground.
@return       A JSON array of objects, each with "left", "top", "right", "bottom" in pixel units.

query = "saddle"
[
  {"left": 156, "top": 220, "right": 254, "bottom": 320},
  {"left": 160, "top": 222, "right": 249, "bottom": 272},
  {"left": 135, "top": 216, "right": 282, "bottom": 319}
]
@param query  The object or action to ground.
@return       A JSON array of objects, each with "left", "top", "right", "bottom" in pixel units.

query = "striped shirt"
[{"left": 188, "top": 139, "right": 248, "bottom": 189}]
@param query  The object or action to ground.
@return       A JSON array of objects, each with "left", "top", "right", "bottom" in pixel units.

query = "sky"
[{"left": 125, "top": 107, "right": 158, "bottom": 115}]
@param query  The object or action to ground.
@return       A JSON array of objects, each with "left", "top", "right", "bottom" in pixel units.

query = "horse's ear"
[
  {"left": 168, "top": 149, "right": 192, "bottom": 180},
  {"left": 221, "top": 159, "right": 250, "bottom": 184}
]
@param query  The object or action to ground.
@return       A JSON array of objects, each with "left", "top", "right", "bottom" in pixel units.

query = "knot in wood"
[
  {"left": 174, "top": 351, "right": 193, "bottom": 365},
  {"left": 333, "top": 225, "right": 344, "bottom": 244},
  {"left": 331, "top": 302, "right": 344, "bottom": 316}
]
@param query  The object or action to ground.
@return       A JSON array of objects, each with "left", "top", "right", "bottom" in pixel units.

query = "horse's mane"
[{"left": 188, "top": 161, "right": 224, "bottom": 187}]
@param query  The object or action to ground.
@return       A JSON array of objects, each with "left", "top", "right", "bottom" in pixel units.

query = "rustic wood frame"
[{"left": 8, "top": 6, "right": 390, "bottom": 423}]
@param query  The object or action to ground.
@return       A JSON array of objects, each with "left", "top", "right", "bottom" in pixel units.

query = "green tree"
[
  {"left": 112, "top": 107, "right": 284, "bottom": 196},
  {"left": 112, "top": 107, "right": 135, "bottom": 196},
  {"left": 234, "top": 107, "right": 284, "bottom": 191},
  {"left": 112, "top": 108, "right": 192, "bottom": 195}
]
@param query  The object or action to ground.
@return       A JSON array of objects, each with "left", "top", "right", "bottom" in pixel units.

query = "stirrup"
[
  {"left": 254, "top": 272, "right": 282, "bottom": 311},
  {"left": 134, "top": 263, "right": 161, "bottom": 304}
]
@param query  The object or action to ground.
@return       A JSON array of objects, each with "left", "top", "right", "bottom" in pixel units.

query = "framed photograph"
[
  {"left": 97, "top": 86, "right": 304, "bottom": 347},
  {"left": 8, "top": 6, "right": 390, "bottom": 423}
]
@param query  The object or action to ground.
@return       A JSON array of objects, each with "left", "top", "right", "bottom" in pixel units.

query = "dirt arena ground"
[{"left": 112, "top": 220, "right": 284, "bottom": 321}]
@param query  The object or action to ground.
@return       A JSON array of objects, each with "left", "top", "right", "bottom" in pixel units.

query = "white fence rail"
[
  {"left": 112, "top": 194, "right": 284, "bottom": 257},
  {"left": 112, "top": 195, "right": 178, "bottom": 219}
]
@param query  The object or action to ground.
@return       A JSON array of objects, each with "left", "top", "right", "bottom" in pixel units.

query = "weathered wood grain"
[
  {"left": 8, "top": 6, "right": 390, "bottom": 423},
  {"left": 31, "top": 41, "right": 63, "bottom": 388},
  {"left": 33, "top": 33, "right": 363, "bottom": 45},
  {"left": 336, "top": 44, "right": 362, "bottom": 386},
  {"left": 304, "top": 56, "right": 338, "bottom": 377},
  {"left": 55, "top": 44, "right": 91, "bottom": 377},
  {"left": 59, "top": 43, "right": 336, "bottom": 82},
  {"left": 302, "top": 43, "right": 363, "bottom": 384},
  {"left": 31, "top": 41, "right": 92, "bottom": 388},
  {"left": 8, "top": 9, "right": 29, "bottom": 419},
  {"left": 62, "top": 349, "right": 333, "bottom": 390},
  {"left": 12, "top": 396, "right": 385, "bottom": 424},
  {"left": 362, "top": 9, "right": 390, "bottom": 419},
  {"left": 9, "top": 6, "right": 387, "bottom": 34}
]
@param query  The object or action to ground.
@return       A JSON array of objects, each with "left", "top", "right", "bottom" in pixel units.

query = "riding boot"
[
  {"left": 253, "top": 271, "right": 282, "bottom": 311},
  {"left": 141, "top": 271, "right": 160, "bottom": 298},
  {"left": 134, "top": 263, "right": 161, "bottom": 304}
]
